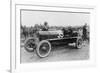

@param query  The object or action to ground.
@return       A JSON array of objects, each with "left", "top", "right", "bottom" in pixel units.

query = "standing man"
[{"left": 83, "top": 23, "right": 87, "bottom": 41}]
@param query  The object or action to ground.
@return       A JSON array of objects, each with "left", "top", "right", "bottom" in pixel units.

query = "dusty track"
[{"left": 20, "top": 41, "right": 89, "bottom": 63}]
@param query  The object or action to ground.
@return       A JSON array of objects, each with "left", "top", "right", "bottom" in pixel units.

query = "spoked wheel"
[
  {"left": 36, "top": 40, "right": 51, "bottom": 58},
  {"left": 76, "top": 37, "right": 83, "bottom": 49},
  {"left": 24, "top": 37, "right": 39, "bottom": 52}
]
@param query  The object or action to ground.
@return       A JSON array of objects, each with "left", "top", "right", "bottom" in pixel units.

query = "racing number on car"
[{"left": 57, "top": 33, "right": 64, "bottom": 38}]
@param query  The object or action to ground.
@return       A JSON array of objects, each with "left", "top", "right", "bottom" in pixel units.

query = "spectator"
[{"left": 83, "top": 23, "right": 87, "bottom": 40}]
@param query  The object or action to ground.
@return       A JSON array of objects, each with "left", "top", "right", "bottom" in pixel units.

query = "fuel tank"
[{"left": 38, "top": 30, "right": 63, "bottom": 40}]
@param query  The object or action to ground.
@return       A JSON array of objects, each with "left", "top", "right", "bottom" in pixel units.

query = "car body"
[{"left": 24, "top": 27, "right": 83, "bottom": 58}]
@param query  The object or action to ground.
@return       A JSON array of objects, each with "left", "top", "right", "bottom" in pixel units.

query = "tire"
[
  {"left": 36, "top": 40, "right": 51, "bottom": 58},
  {"left": 24, "top": 37, "right": 39, "bottom": 52},
  {"left": 76, "top": 37, "right": 83, "bottom": 49}
]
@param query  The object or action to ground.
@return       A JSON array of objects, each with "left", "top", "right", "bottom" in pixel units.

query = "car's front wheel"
[{"left": 36, "top": 40, "right": 51, "bottom": 58}]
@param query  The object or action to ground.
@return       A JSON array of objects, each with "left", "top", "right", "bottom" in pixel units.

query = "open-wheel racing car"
[{"left": 24, "top": 27, "right": 83, "bottom": 58}]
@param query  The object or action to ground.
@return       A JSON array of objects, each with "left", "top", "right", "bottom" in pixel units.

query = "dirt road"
[{"left": 20, "top": 42, "right": 89, "bottom": 63}]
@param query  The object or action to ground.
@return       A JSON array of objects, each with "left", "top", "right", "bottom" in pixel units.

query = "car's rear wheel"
[
  {"left": 36, "top": 40, "right": 51, "bottom": 58},
  {"left": 24, "top": 37, "right": 39, "bottom": 52}
]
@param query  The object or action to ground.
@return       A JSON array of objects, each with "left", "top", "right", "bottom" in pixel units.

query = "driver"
[{"left": 42, "top": 21, "right": 49, "bottom": 31}]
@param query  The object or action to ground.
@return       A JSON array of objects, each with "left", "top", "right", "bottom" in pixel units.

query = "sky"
[{"left": 21, "top": 10, "right": 90, "bottom": 27}]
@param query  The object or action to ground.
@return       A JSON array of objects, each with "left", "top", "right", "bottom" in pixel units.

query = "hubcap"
[
  {"left": 77, "top": 39, "right": 82, "bottom": 48},
  {"left": 39, "top": 43, "right": 49, "bottom": 56}
]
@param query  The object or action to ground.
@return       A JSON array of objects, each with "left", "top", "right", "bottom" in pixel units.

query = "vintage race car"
[{"left": 24, "top": 28, "right": 83, "bottom": 58}]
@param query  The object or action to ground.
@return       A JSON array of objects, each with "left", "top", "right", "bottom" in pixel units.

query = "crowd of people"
[{"left": 21, "top": 21, "right": 89, "bottom": 42}]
